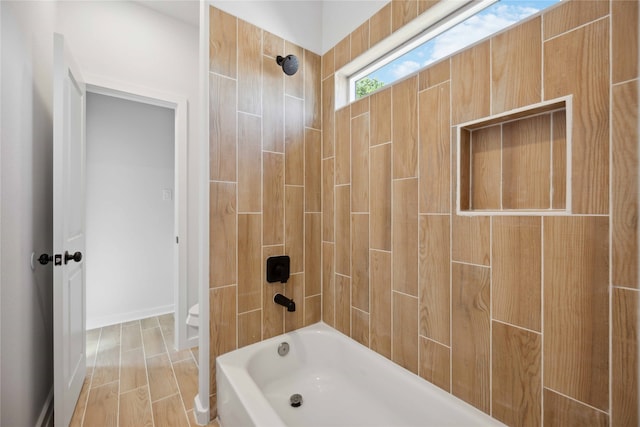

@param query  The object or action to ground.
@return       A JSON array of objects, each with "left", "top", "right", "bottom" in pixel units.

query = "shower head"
[{"left": 276, "top": 54, "right": 299, "bottom": 76}]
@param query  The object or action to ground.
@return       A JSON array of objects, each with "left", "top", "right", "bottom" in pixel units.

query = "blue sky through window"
[{"left": 356, "top": 0, "right": 560, "bottom": 95}]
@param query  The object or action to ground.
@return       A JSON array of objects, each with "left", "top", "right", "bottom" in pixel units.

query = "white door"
[{"left": 53, "top": 33, "right": 87, "bottom": 427}]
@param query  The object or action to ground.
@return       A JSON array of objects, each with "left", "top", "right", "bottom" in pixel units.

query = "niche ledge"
[{"left": 456, "top": 96, "right": 573, "bottom": 216}]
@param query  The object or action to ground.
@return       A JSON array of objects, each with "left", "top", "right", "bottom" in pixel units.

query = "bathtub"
[{"left": 216, "top": 322, "right": 505, "bottom": 427}]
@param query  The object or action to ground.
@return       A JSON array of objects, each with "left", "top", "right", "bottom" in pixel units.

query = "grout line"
[
  {"left": 543, "top": 15, "right": 610, "bottom": 44},
  {"left": 611, "top": 285, "right": 640, "bottom": 292},
  {"left": 391, "top": 289, "right": 419, "bottom": 300},
  {"left": 141, "top": 320, "right": 156, "bottom": 427},
  {"left": 612, "top": 77, "right": 640, "bottom": 87},
  {"left": 543, "top": 386, "right": 610, "bottom": 416},
  {"left": 489, "top": 216, "right": 493, "bottom": 417},
  {"left": 492, "top": 318, "right": 542, "bottom": 336},
  {"left": 608, "top": 9, "right": 614, "bottom": 421},
  {"left": 418, "top": 334, "right": 452, "bottom": 349},
  {"left": 541, "top": 217, "right": 545, "bottom": 425},
  {"left": 451, "top": 260, "right": 491, "bottom": 269},
  {"left": 116, "top": 324, "right": 122, "bottom": 427}
]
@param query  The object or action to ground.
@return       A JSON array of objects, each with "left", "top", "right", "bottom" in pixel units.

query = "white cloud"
[{"left": 390, "top": 60, "right": 422, "bottom": 79}]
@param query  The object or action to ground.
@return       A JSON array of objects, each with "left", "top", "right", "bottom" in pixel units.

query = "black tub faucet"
[{"left": 274, "top": 293, "right": 296, "bottom": 312}]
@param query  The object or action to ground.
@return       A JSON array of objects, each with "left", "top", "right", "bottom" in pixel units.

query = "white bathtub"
[{"left": 217, "top": 322, "right": 505, "bottom": 427}]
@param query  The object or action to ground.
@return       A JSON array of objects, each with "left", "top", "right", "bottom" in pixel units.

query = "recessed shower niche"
[{"left": 456, "top": 96, "right": 572, "bottom": 215}]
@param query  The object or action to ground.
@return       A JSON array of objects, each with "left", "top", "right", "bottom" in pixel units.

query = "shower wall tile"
[
  {"left": 304, "top": 213, "right": 321, "bottom": 296},
  {"left": 451, "top": 262, "right": 490, "bottom": 413},
  {"left": 492, "top": 216, "right": 541, "bottom": 332},
  {"left": 209, "top": 74, "right": 236, "bottom": 182},
  {"left": 305, "top": 294, "right": 321, "bottom": 325},
  {"left": 542, "top": 0, "right": 609, "bottom": 40},
  {"left": 262, "top": 55, "right": 284, "bottom": 153},
  {"left": 543, "top": 388, "right": 609, "bottom": 427},
  {"left": 369, "top": 3, "right": 392, "bottom": 47},
  {"left": 370, "top": 143, "right": 391, "bottom": 250},
  {"left": 285, "top": 185, "right": 304, "bottom": 273},
  {"left": 335, "top": 185, "right": 351, "bottom": 275},
  {"left": 418, "top": 59, "right": 449, "bottom": 91},
  {"left": 238, "top": 310, "right": 261, "bottom": 348},
  {"left": 392, "top": 178, "right": 418, "bottom": 296},
  {"left": 284, "top": 273, "right": 304, "bottom": 332},
  {"left": 210, "top": 182, "right": 236, "bottom": 288},
  {"left": 284, "top": 42, "right": 304, "bottom": 98},
  {"left": 351, "top": 214, "right": 369, "bottom": 312},
  {"left": 492, "top": 322, "right": 541, "bottom": 427},
  {"left": 262, "top": 246, "right": 285, "bottom": 340},
  {"left": 392, "top": 76, "right": 418, "bottom": 179},
  {"left": 237, "top": 214, "right": 262, "bottom": 313},
  {"left": 210, "top": 285, "right": 237, "bottom": 361},
  {"left": 552, "top": 111, "right": 567, "bottom": 209},
  {"left": 491, "top": 17, "right": 541, "bottom": 115},
  {"left": 322, "top": 243, "right": 335, "bottom": 327},
  {"left": 334, "top": 36, "right": 350, "bottom": 71},
  {"left": 209, "top": 7, "right": 236, "bottom": 78},
  {"left": 350, "top": 21, "right": 369, "bottom": 60},
  {"left": 544, "top": 216, "right": 609, "bottom": 411},
  {"left": 370, "top": 87, "right": 391, "bottom": 146},
  {"left": 335, "top": 107, "right": 351, "bottom": 184},
  {"left": 470, "top": 125, "right": 501, "bottom": 210},
  {"left": 335, "top": 275, "right": 351, "bottom": 335},
  {"left": 322, "top": 158, "right": 335, "bottom": 241},
  {"left": 418, "top": 215, "right": 450, "bottom": 346},
  {"left": 321, "top": 75, "right": 335, "bottom": 158},
  {"left": 263, "top": 153, "right": 284, "bottom": 245},
  {"left": 612, "top": 288, "right": 639, "bottom": 426},
  {"left": 419, "top": 82, "right": 450, "bottom": 213},
  {"left": 350, "top": 97, "right": 369, "bottom": 118},
  {"left": 351, "top": 113, "right": 370, "bottom": 212},
  {"left": 262, "top": 31, "right": 283, "bottom": 59},
  {"left": 305, "top": 51, "right": 322, "bottom": 130},
  {"left": 392, "top": 292, "right": 418, "bottom": 374},
  {"left": 418, "top": 1, "right": 438, "bottom": 15},
  {"left": 451, "top": 41, "right": 490, "bottom": 125},
  {"left": 612, "top": 81, "right": 638, "bottom": 288},
  {"left": 612, "top": 0, "right": 638, "bottom": 83},
  {"left": 285, "top": 96, "right": 304, "bottom": 185},
  {"left": 544, "top": 19, "right": 609, "bottom": 214},
  {"left": 237, "top": 113, "right": 262, "bottom": 212},
  {"left": 452, "top": 215, "right": 490, "bottom": 266},
  {"left": 419, "top": 337, "right": 450, "bottom": 393},
  {"left": 392, "top": 0, "right": 417, "bottom": 32},
  {"left": 238, "top": 20, "right": 262, "bottom": 115},
  {"left": 351, "top": 308, "right": 370, "bottom": 347},
  {"left": 370, "top": 250, "right": 391, "bottom": 359},
  {"left": 305, "top": 128, "right": 322, "bottom": 212},
  {"left": 322, "top": 47, "right": 334, "bottom": 80}
]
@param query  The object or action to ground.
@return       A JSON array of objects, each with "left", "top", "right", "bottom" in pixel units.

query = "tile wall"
[
  {"left": 208, "top": 6, "right": 322, "bottom": 409},
  {"left": 320, "top": 0, "right": 638, "bottom": 426}
]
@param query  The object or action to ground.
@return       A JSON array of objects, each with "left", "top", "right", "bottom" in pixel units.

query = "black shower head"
[{"left": 276, "top": 54, "right": 299, "bottom": 76}]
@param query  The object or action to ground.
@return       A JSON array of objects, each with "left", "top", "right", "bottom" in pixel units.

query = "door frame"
[{"left": 84, "top": 74, "right": 191, "bottom": 350}]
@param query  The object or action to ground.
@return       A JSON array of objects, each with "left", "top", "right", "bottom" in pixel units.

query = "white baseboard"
[
  {"left": 35, "top": 387, "right": 54, "bottom": 427},
  {"left": 86, "top": 304, "right": 174, "bottom": 329},
  {"left": 194, "top": 393, "right": 210, "bottom": 426}
]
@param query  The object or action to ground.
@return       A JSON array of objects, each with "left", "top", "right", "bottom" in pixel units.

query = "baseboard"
[
  {"left": 35, "top": 387, "right": 54, "bottom": 427},
  {"left": 194, "top": 393, "right": 210, "bottom": 426},
  {"left": 86, "top": 304, "right": 174, "bottom": 329}
]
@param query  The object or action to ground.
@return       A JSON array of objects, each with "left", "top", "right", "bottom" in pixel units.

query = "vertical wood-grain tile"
[
  {"left": 305, "top": 294, "right": 321, "bottom": 325},
  {"left": 612, "top": 81, "right": 638, "bottom": 288},
  {"left": 552, "top": 111, "right": 567, "bottom": 209},
  {"left": 419, "top": 82, "right": 450, "bottom": 213},
  {"left": 285, "top": 273, "right": 305, "bottom": 332},
  {"left": 419, "top": 60, "right": 450, "bottom": 91},
  {"left": 322, "top": 158, "right": 335, "bottom": 242},
  {"left": 492, "top": 216, "right": 542, "bottom": 332},
  {"left": 335, "top": 275, "right": 351, "bottom": 335},
  {"left": 419, "top": 215, "right": 450, "bottom": 345},
  {"left": 210, "top": 286, "right": 237, "bottom": 364},
  {"left": 335, "top": 107, "right": 351, "bottom": 185},
  {"left": 351, "top": 113, "right": 370, "bottom": 212},
  {"left": 322, "top": 242, "right": 335, "bottom": 327},
  {"left": 451, "top": 41, "right": 490, "bottom": 125},
  {"left": 322, "top": 75, "right": 335, "bottom": 158},
  {"left": 285, "top": 186, "right": 304, "bottom": 273},
  {"left": 238, "top": 113, "right": 262, "bottom": 212},
  {"left": 370, "top": 4, "right": 392, "bottom": 47},
  {"left": 210, "top": 182, "right": 237, "bottom": 287},
  {"left": 209, "top": 74, "right": 236, "bottom": 182},
  {"left": 335, "top": 185, "right": 351, "bottom": 275},
  {"left": 612, "top": 288, "right": 639, "bottom": 426},
  {"left": 470, "top": 125, "right": 501, "bottom": 210},
  {"left": 393, "top": 76, "right": 418, "bottom": 178},
  {"left": 502, "top": 115, "right": 551, "bottom": 209},
  {"left": 370, "top": 143, "right": 391, "bottom": 251},
  {"left": 237, "top": 20, "right": 261, "bottom": 115},
  {"left": 305, "top": 213, "right": 322, "bottom": 296},
  {"left": 392, "top": 178, "right": 418, "bottom": 296},
  {"left": 147, "top": 353, "right": 180, "bottom": 402},
  {"left": 305, "top": 50, "right": 322, "bottom": 129},
  {"left": 543, "top": 0, "right": 609, "bottom": 40},
  {"left": 351, "top": 97, "right": 369, "bottom": 118},
  {"left": 119, "top": 386, "right": 153, "bottom": 427},
  {"left": 457, "top": 129, "right": 471, "bottom": 211},
  {"left": 544, "top": 216, "right": 609, "bottom": 411},
  {"left": 452, "top": 215, "right": 490, "bottom": 266},
  {"left": 121, "top": 347, "right": 147, "bottom": 393},
  {"left": 238, "top": 214, "right": 262, "bottom": 312},
  {"left": 491, "top": 17, "right": 541, "bottom": 114},
  {"left": 351, "top": 308, "right": 370, "bottom": 347},
  {"left": 285, "top": 96, "right": 304, "bottom": 186},
  {"left": 544, "top": 19, "right": 609, "bottom": 214},
  {"left": 84, "top": 382, "right": 119, "bottom": 427},
  {"left": 451, "top": 262, "right": 491, "bottom": 413},
  {"left": 350, "top": 21, "right": 369, "bottom": 60},
  {"left": 370, "top": 87, "right": 391, "bottom": 146},
  {"left": 370, "top": 250, "right": 392, "bottom": 359},
  {"left": 612, "top": 0, "right": 638, "bottom": 83},
  {"left": 263, "top": 246, "right": 285, "bottom": 339},
  {"left": 351, "top": 214, "right": 369, "bottom": 312},
  {"left": 263, "top": 31, "right": 283, "bottom": 59},
  {"left": 392, "top": 292, "right": 418, "bottom": 374},
  {"left": 322, "top": 47, "right": 334, "bottom": 79},
  {"left": 173, "top": 358, "right": 199, "bottom": 411},
  {"left": 335, "top": 37, "right": 351, "bottom": 71},
  {"left": 305, "top": 128, "right": 322, "bottom": 212},
  {"left": 263, "top": 153, "right": 284, "bottom": 245},
  {"left": 492, "top": 322, "right": 542, "bottom": 427},
  {"left": 209, "top": 7, "right": 236, "bottom": 78},
  {"left": 419, "top": 337, "right": 450, "bottom": 392},
  {"left": 152, "top": 394, "right": 190, "bottom": 427},
  {"left": 285, "top": 42, "right": 304, "bottom": 98},
  {"left": 238, "top": 309, "right": 262, "bottom": 348},
  {"left": 392, "top": 0, "right": 417, "bottom": 32},
  {"left": 263, "top": 55, "right": 284, "bottom": 153},
  {"left": 543, "top": 388, "right": 609, "bottom": 427}
]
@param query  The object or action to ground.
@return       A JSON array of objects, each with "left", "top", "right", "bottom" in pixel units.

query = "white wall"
[
  {"left": 86, "top": 93, "right": 175, "bottom": 329},
  {"left": 0, "top": 1, "right": 56, "bottom": 425}
]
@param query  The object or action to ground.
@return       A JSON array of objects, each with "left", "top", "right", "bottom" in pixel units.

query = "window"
[{"left": 351, "top": 0, "right": 561, "bottom": 101}]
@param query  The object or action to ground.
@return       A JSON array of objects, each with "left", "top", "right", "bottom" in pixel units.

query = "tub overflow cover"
[
  {"left": 290, "top": 394, "right": 303, "bottom": 408},
  {"left": 278, "top": 342, "right": 289, "bottom": 356}
]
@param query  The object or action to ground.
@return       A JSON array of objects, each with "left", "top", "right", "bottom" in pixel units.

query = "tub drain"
[{"left": 290, "top": 393, "right": 303, "bottom": 408}]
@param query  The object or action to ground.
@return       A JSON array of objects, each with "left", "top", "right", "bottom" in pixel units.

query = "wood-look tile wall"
[
  {"left": 208, "top": 5, "right": 322, "bottom": 407},
  {"left": 321, "top": 1, "right": 638, "bottom": 426}
]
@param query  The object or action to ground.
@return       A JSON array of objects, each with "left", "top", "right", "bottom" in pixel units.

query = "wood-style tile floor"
[{"left": 70, "top": 314, "right": 219, "bottom": 427}]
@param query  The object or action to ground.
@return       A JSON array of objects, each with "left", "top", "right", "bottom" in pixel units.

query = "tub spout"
[{"left": 274, "top": 293, "right": 296, "bottom": 312}]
